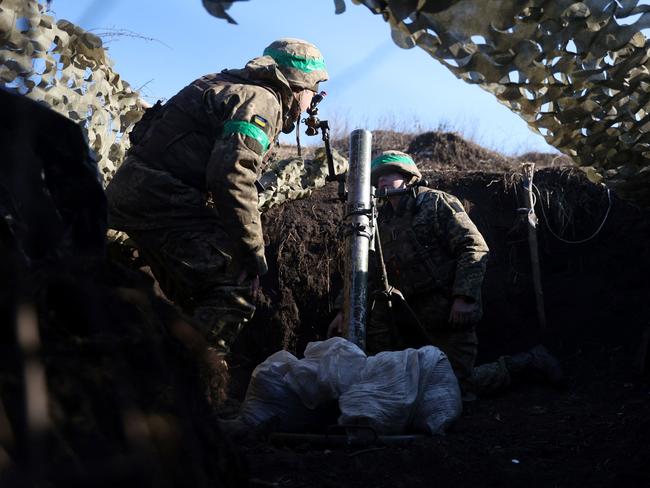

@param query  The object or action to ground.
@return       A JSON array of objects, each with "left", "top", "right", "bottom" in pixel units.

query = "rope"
[{"left": 532, "top": 183, "right": 612, "bottom": 245}]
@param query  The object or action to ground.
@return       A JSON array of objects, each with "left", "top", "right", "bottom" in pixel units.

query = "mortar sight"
[{"left": 303, "top": 91, "right": 327, "bottom": 136}]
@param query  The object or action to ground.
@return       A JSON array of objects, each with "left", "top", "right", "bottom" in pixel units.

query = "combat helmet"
[
  {"left": 371, "top": 150, "right": 422, "bottom": 186},
  {"left": 263, "top": 38, "right": 329, "bottom": 92}
]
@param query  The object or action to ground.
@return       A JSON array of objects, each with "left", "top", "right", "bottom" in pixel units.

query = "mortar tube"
[{"left": 343, "top": 129, "right": 372, "bottom": 350}]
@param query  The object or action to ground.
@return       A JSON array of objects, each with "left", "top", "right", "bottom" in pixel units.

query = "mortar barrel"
[{"left": 343, "top": 129, "right": 372, "bottom": 350}]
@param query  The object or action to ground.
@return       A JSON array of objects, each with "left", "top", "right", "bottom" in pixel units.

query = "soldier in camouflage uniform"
[
  {"left": 330, "top": 151, "right": 562, "bottom": 398},
  {"left": 106, "top": 38, "right": 328, "bottom": 353}
]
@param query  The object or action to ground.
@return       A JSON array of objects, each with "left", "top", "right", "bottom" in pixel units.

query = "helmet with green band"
[
  {"left": 370, "top": 150, "right": 422, "bottom": 186},
  {"left": 263, "top": 38, "right": 328, "bottom": 92}
]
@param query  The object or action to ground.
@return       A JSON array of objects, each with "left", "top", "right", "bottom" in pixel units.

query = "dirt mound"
[
  {"left": 275, "top": 130, "right": 576, "bottom": 181},
  {"left": 331, "top": 129, "right": 575, "bottom": 173},
  {"left": 407, "top": 131, "right": 516, "bottom": 171}
]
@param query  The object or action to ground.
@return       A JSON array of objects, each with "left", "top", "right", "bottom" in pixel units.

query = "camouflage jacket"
[
  {"left": 105, "top": 57, "right": 296, "bottom": 275},
  {"left": 373, "top": 187, "right": 489, "bottom": 307}
]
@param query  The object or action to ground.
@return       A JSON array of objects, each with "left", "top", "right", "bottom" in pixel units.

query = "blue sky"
[{"left": 48, "top": 0, "right": 556, "bottom": 154}]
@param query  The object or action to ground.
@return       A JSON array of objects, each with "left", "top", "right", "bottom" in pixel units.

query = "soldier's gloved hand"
[
  {"left": 327, "top": 311, "right": 344, "bottom": 338},
  {"left": 448, "top": 296, "right": 478, "bottom": 329}
]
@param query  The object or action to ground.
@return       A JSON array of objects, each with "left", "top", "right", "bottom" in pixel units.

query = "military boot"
[
  {"left": 193, "top": 307, "right": 249, "bottom": 405},
  {"left": 194, "top": 306, "right": 247, "bottom": 353},
  {"left": 504, "top": 345, "right": 564, "bottom": 386}
]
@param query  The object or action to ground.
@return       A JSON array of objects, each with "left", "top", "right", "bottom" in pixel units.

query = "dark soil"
[
  {"left": 407, "top": 131, "right": 514, "bottom": 171},
  {"left": 232, "top": 133, "right": 650, "bottom": 486},
  {"left": 243, "top": 372, "right": 650, "bottom": 488}
]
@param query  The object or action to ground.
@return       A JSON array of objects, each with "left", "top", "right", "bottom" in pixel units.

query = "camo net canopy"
[
  {"left": 206, "top": 0, "right": 650, "bottom": 204},
  {"left": 3, "top": 0, "right": 650, "bottom": 203},
  {"left": 0, "top": 0, "right": 146, "bottom": 181},
  {"left": 0, "top": 0, "right": 348, "bottom": 209}
]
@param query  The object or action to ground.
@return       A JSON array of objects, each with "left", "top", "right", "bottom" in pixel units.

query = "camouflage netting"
[
  {"left": 0, "top": 0, "right": 146, "bottom": 182},
  {"left": 0, "top": 0, "right": 347, "bottom": 211},
  {"left": 206, "top": 0, "right": 650, "bottom": 205},
  {"left": 258, "top": 147, "right": 348, "bottom": 212}
]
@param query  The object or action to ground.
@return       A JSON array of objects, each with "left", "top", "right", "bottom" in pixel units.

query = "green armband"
[{"left": 223, "top": 120, "right": 270, "bottom": 154}]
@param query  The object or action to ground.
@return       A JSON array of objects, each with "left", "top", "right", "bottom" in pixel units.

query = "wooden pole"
[{"left": 522, "top": 162, "right": 547, "bottom": 331}]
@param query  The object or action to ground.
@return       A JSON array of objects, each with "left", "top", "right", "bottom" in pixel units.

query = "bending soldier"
[
  {"left": 106, "top": 38, "right": 328, "bottom": 354},
  {"left": 329, "top": 150, "right": 562, "bottom": 399}
]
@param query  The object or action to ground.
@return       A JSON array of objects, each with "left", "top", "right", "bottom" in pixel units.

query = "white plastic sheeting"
[{"left": 240, "top": 337, "right": 462, "bottom": 435}]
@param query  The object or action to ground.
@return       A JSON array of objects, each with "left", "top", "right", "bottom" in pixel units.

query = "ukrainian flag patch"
[{"left": 252, "top": 115, "right": 268, "bottom": 128}]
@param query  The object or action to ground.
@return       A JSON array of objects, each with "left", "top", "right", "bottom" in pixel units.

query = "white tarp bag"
[
  {"left": 284, "top": 338, "right": 367, "bottom": 408},
  {"left": 238, "top": 350, "right": 309, "bottom": 432},
  {"left": 240, "top": 337, "right": 462, "bottom": 435},
  {"left": 338, "top": 346, "right": 462, "bottom": 434}
]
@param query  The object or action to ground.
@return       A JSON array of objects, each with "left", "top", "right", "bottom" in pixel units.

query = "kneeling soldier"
[{"left": 329, "top": 150, "right": 562, "bottom": 398}]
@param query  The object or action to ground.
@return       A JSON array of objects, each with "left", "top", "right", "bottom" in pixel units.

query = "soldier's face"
[
  {"left": 377, "top": 172, "right": 406, "bottom": 191},
  {"left": 296, "top": 89, "right": 315, "bottom": 112}
]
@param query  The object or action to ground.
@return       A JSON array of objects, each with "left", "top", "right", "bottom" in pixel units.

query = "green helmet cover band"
[
  {"left": 371, "top": 154, "right": 416, "bottom": 169},
  {"left": 223, "top": 120, "right": 270, "bottom": 152},
  {"left": 263, "top": 48, "right": 326, "bottom": 73}
]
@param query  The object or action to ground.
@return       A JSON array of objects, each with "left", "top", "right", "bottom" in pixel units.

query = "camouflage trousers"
[
  {"left": 367, "top": 297, "right": 511, "bottom": 397},
  {"left": 128, "top": 225, "right": 255, "bottom": 352}
]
